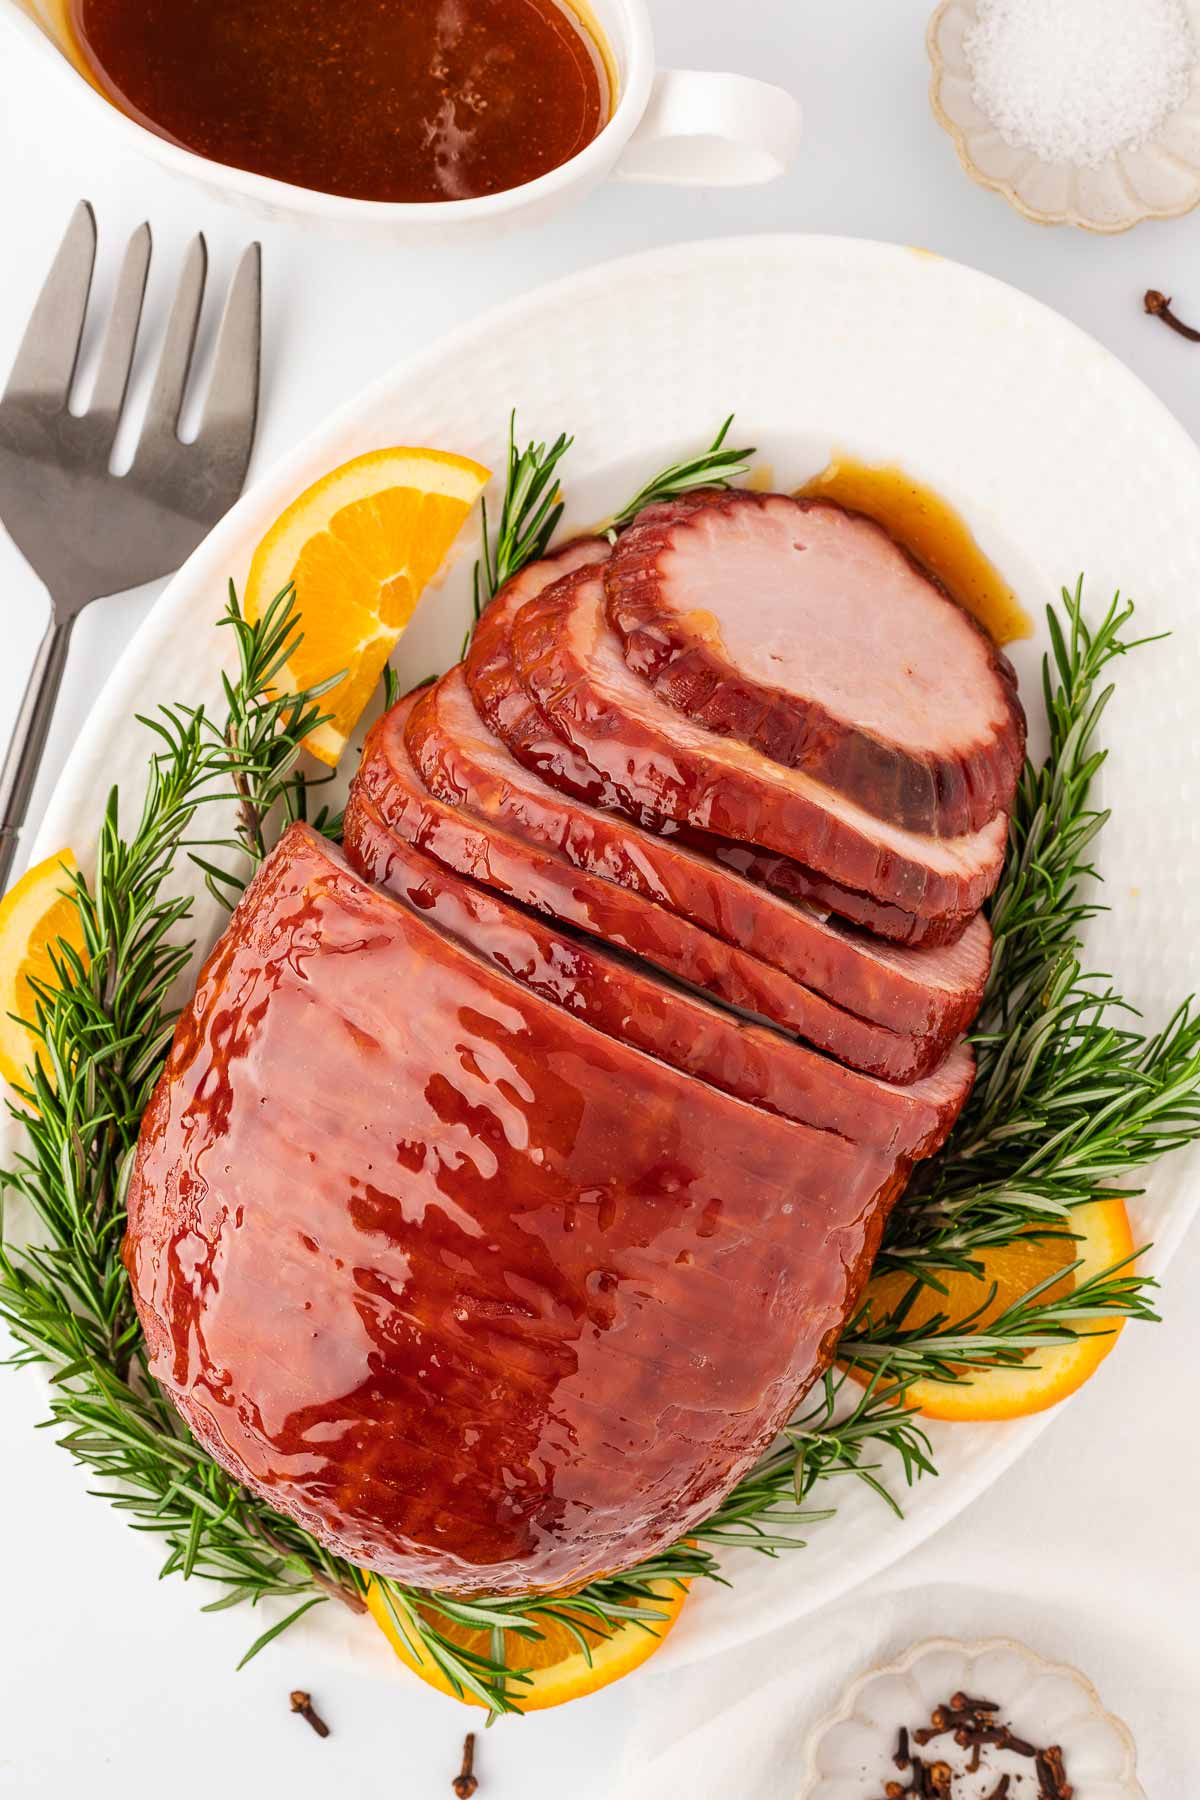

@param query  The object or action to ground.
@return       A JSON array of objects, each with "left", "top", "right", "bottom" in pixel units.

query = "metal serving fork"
[{"left": 0, "top": 201, "right": 261, "bottom": 890}]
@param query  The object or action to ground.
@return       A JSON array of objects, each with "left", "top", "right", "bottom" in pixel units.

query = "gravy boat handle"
[{"left": 613, "top": 70, "right": 801, "bottom": 187}]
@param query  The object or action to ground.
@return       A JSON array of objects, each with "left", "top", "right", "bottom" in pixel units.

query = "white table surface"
[{"left": 2, "top": 2, "right": 1199, "bottom": 1794}]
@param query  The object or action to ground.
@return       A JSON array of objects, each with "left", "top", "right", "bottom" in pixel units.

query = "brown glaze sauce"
[
  {"left": 70, "top": 0, "right": 611, "bottom": 202},
  {"left": 798, "top": 455, "right": 1033, "bottom": 647}
]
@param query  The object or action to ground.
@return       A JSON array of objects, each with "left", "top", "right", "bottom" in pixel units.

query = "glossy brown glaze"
[
  {"left": 397, "top": 686, "right": 952, "bottom": 1084},
  {"left": 124, "top": 826, "right": 909, "bottom": 1593},
  {"left": 469, "top": 553, "right": 977, "bottom": 948},
  {"left": 604, "top": 491, "right": 1025, "bottom": 838},
  {"left": 71, "top": 0, "right": 610, "bottom": 203},
  {"left": 797, "top": 456, "right": 1034, "bottom": 649},
  {"left": 344, "top": 785, "right": 976, "bottom": 1159},
  {"left": 511, "top": 570, "right": 1009, "bottom": 921}
]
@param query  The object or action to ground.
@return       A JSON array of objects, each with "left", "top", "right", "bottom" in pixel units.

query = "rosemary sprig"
[
  {"left": 464, "top": 414, "right": 756, "bottom": 649},
  {"left": 607, "top": 415, "right": 756, "bottom": 532},
  {"left": 470, "top": 413, "right": 574, "bottom": 629},
  {"left": 878, "top": 585, "right": 1198, "bottom": 1284}
]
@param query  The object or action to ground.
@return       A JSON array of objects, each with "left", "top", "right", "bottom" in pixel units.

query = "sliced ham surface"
[
  {"left": 364, "top": 694, "right": 953, "bottom": 1084},
  {"left": 344, "top": 784, "right": 975, "bottom": 1160},
  {"left": 470, "top": 554, "right": 966, "bottom": 947},
  {"left": 606, "top": 490, "right": 1025, "bottom": 837},
  {"left": 511, "top": 568, "right": 1010, "bottom": 922},
  {"left": 417, "top": 659, "right": 991, "bottom": 1043},
  {"left": 126, "top": 824, "right": 910, "bottom": 1594}
]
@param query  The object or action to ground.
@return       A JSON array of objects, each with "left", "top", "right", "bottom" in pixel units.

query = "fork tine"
[
  {"left": 88, "top": 221, "right": 152, "bottom": 436},
  {"left": 2, "top": 201, "right": 96, "bottom": 410},
  {"left": 198, "top": 242, "right": 261, "bottom": 463},
  {"left": 141, "top": 233, "right": 207, "bottom": 443}
]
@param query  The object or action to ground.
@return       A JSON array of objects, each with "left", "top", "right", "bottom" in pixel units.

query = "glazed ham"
[
  {"left": 511, "top": 569, "right": 1009, "bottom": 924},
  {"left": 126, "top": 480, "right": 1021, "bottom": 1598},
  {"left": 125, "top": 826, "right": 913, "bottom": 1594},
  {"left": 363, "top": 693, "right": 952, "bottom": 1083},
  {"left": 606, "top": 491, "right": 1025, "bottom": 837},
  {"left": 407, "top": 664, "right": 992, "bottom": 1046},
  {"left": 344, "top": 785, "right": 975, "bottom": 1158}
]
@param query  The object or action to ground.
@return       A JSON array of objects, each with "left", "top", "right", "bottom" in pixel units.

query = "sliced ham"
[
  {"left": 511, "top": 567, "right": 1009, "bottom": 923},
  {"left": 470, "top": 553, "right": 966, "bottom": 947},
  {"left": 125, "top": 824, "right": 913, "bottom": 1594},
  {"left": 419, "top": 659, "right": 991, "bottom": 1044},
  {"left": 344, "top": 784, "right": 976, "bottom": 1160},
  {"left": 606, "top": 490, "right": 1025, "bottom": 837},
  {"left": 362, "top": 693, "right": 953, "bottom": 1084}
]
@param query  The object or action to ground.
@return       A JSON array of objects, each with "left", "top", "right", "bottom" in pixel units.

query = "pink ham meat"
[
  {"left": 125, "top": 824, "right": 913, "bottom": 1594},
  {"left": 344, "top": 784, "right": 976, "bottom": 1161},
  {"left": 415, "top": 660, "right": 991, "bottom": 1045},
  {"left": 605, "top": 491, "right": 1025, "bottom": 838},
  {"left": 361, "top": 695, "right": 952, "bottom": 1084},
  {"left": 511, "top": 567, "right": 1009, "bottom": 924},
  {"left": 470, "top": 554, "right": 970, "bottom": 948}
]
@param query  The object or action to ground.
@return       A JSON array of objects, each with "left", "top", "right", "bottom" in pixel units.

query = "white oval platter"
[{"left": 9, "top": 234, "right": 1200, "bottom": 1677}]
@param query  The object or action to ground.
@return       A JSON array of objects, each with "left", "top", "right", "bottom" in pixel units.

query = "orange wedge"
[
  {"left": 856, "top": 1197, "right": 1136, "bottom": 1420},
  {"left": 365, "top": 1576, "right": 689, "bottom": 1712},
  {"left": 0, "top": 849, "right": 86, "bottom": 1092},
  {"left": 244, "top": 447, "right": 490, "bottom": 766}
]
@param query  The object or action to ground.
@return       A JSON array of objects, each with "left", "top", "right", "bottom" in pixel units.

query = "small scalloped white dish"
[
  {"left": 929, "top": 0, "right": 1200, "bottom": 231},
  {"left": 801, "top": 1636, "right": 1144, "bottom": 1800}
]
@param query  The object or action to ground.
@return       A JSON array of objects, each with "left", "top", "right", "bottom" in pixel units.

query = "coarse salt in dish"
[
  {"left": 964, "top": 0, "right": 1195, "bottom": 168},
  {"left": 929, "top": 0, "right": 1200, "bottom": 230}
]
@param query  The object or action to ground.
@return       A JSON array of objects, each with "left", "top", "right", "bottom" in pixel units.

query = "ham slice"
[
  {"left": 470, "top": 553, "right": 971, "bottom": 948},
  {"left": 606, "top": 491, "right": 1025, "bottom": 837},
  {"left": 344, "top": 784, "right": 975, "bottom": 1160},
  {"left": 125, "top": 824, "right": 913, "bottom": 1594},
  {"left": 363, "top": 693, "right": 954, "bottom": 1084},
  {"left": 511, "top": 568, "right": 1009, "bottom": 923},
  {"left": 417, "top": 660, "right": 991, "bottom": 1044}
]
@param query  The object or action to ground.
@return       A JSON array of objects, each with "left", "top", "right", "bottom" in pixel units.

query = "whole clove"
[
  {"left": 950, "top": 1691, "right": 999, "bottom": 1715},
  {"left": 288, "top": 1690, "right": 330, "bottom": 1738},
  {"left": 452, "top": 1731, "right": 479, "bottom": 1798},
  {"left": 1145, "top": 289, "right": 1200, "bottom": 342},
  {"left": 982, "top": 1778, "right": 1009, "bottom": 1800},
  {"left": 894, "top": 1724, "right": 911, "bottom": 1769}
]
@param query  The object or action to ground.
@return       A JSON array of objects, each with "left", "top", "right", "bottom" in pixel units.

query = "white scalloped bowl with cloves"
[{"left": 800, "top": 1636, "right": 1144, "bottom": 1799}]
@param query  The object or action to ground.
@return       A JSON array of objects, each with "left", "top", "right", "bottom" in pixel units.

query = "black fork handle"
[{"left": 0, "top": 612, "right": 74, "bottom": 894}]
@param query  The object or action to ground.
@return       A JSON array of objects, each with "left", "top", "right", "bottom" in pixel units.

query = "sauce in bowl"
[{"left": 69, "top": 0, "right": 612, "bottom": 202}]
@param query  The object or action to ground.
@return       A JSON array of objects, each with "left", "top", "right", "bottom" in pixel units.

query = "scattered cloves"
[
  {"left": 452, "top": 1730, "right": 479, "bottom": 1798},
  {"left": 1145, "top": 289, "right": 1200, "bottom": 342},
  {"left": 288, "top": 1690, "right": 330, "bottom": 1738}
]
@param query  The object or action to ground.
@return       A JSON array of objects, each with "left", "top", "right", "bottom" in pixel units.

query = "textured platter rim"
[
  {"left": 798, "top": 1633, "right": 1145, "bottom": 1799},
  {"left": 8, "top": 232, "right": 1200, "bottom": 1678}
]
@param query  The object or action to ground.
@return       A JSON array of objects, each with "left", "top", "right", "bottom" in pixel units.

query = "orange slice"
[
  {"left": 0, "top": 849, "right": 86, "bottom": 1092},
  {"left": 244, "top": 447, "right": 490, "bottom": 766},
  {"left": 365, "top": 1576, "right": 689, "bottom": 1712},
  {"left": 856, "top": 1197, "right": 1136, "bottom": 1420}
]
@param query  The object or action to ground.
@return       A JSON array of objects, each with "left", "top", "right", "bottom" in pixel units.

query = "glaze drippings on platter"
[
  {"left": 70, "top": 0, "right": 611, "bottom": 202},
  {"left": 797, "top": 456, "right": 1032, "bottom": 647}
]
